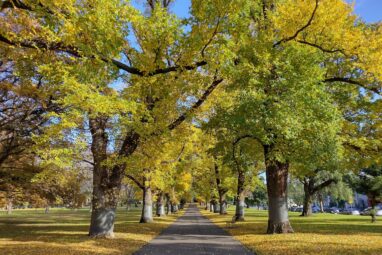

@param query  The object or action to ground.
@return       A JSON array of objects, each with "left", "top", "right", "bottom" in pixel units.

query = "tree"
[
  {"left": 190, "top": 133, "right": 216, "bottom": 211},
  {"left": 201, "top": 0, "right": 382, "bottom": 233},
  {"left": 291, "top": 129, "right": 343, "bottom": 217},
  {"left": 298, "top": 171, "right": 339, "bottom": 216},
  {"left": 2, "top": 0, "right": 381, "bottom": 238},
  {"left": 252, "top": 179, "right": 267, "bottom": 209},
  {"left": 124, "top": 128, "right": 193, "bottom": 222},
  {"left": 231, "top": 136, "right": 262, "bottom": 221},
  {"left": 1, "top": 0, "right": 235, "bottom": 237},
  {"left": 212, "top": 157, "right": 232, "bottom": 215},
  {"left": 0, "top": 153, "right": 41, "bottom": 214},
  {"left": 119, "top": 182, "right": 137, "bottom": 211},
  {"left": 348, "top": 165, "right": 382, "bottom": 222},
  {"left": 0, "top": 55, "right": 57, "bottom": 209}
]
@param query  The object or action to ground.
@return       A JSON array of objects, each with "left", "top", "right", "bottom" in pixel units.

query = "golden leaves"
[{"left": 202, "top": 208, "right": 382, "bottom": 255}]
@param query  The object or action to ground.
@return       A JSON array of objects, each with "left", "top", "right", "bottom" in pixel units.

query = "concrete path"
[{"left": 134, "top": 204, "right": 254, "bottom": 255}]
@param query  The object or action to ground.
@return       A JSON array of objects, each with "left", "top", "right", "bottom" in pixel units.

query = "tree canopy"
[{"left": 0, "top": 0, "right": 381, "bottom": 237}]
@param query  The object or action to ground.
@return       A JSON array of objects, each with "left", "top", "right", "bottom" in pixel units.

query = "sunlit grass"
[
  {"left": 201, "top": 206, "right": 382, "bottom": 255},
  {"left": 0, "top": 207, "right": 181, "bottom": 255}
]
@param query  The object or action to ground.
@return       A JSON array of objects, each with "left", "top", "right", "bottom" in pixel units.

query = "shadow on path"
[{"left": 134, "top": 204, "right": 254, "bottom": 255}]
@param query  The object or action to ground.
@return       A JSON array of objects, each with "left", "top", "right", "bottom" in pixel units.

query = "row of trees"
[{"left": 1, "top": 0, "right": 381, "bottom": 237}]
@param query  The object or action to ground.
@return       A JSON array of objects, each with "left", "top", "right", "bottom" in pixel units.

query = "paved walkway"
[{"left": 134, "top": 204, "right": 254, "bottom": 255}]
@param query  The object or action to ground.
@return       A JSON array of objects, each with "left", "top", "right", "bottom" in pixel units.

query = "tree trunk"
[
  {"left": 210, "top": 201, "right": 214, "bottom": 212},
  {"left": 88, "top": 117, "right": 121, "bottom": 238},
  {"left": 165, "top": 194, "right": 172, "bottom": 215},
  {"left": 156, "top": 192, "right": 165, "bottom": 217},
  {"left": 6, "top": 200, "right": 12, "bottom": 215},
  {"left": 140, "top": 180, "right": 153, "bottom": 223},
  {"left": 301, "top": 177, "right": 336, "bottom": 216},
  {"left": 235, "top": 169, "right": 246, "bottom": 221},
  {"left": 265, "top": 145, "right": 293, "bottom": 234},
  {"left": 45, "top": 205, "right": 50, "bottom": 214},
  {"left": 213, "top": 202, "right": 220, "bottom": 213},
  {"left": 301, "top": 192, "right": 313, "bottom": 216},
  {"left": 371, "top": 213, "right": 377, "bottom": 223},
  {"left": 89, "top": 171, "right": 120, "bottom": 238},
  {"left": 219, "top": 193, "right": 227, "bottom": 215},
  {"left": 214, "top": 161, "right": 227, "bottom": 215},
  {"left": 318, "top": 193, "right": 324, "bottom": 213},
  {"left": 301, "top": 180, "right": 313, "bottom": 217},
  {"left": 371, "top": 197, "right": 377, "bottom": 223},
  {"left": 205, "top": 198, "right": 209, "bottom": 210},
  {"left": 166, "top": 202, "right": 172, "bottom": 215},
  {"left": 171, "top": 204, "right": 178, "bottom": 213}
]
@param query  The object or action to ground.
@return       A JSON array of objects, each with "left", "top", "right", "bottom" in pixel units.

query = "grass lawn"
[
  {"left": 201, "top": 207, "right": 382, "bottom": 255},
  {"left": 0, "top": 207, "right": 181, "bottom": 255}
]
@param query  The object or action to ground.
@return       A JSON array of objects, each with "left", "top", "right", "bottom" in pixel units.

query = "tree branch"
[
  {"left": 117, "top": 77, "right": 221, "bottom": 159},
  {"left": 0, "top": 34, "right": 207, "bottom": 76},
  {"left": 296, "top": 40, "right": 345, "bottom": 55},
  {"left": 1, "top": 0, "right": 54, "bottom": 14},
  {"left": 273, "top": 0, "right": 319, "bottom": 47},
  {"left": 82, "top": 159, "right": 94, "bottom": 166},
  {"left": 312, "top": 179, "right": 337, "bottom": 193},
  {"left": 119, "top": 130, "right": 140, "bottom": 157},
  {"left": 161, "top": 144, "right": 185, "bottom": 164},
  {"left": 343, "top": 141, "right": 381, "bottom": 152},
  {"left": 1, "top": 0, "right": 31, "bottom": 10},
  {"left": 125, "top": 174, "right": 144, "bottom": 190},
  {"left": 167, "top": 77, "right": 223, "bottom": 130},
  {"left": 201, "top": 17, "right": 221, "bottom": 58},
  {"left": 0, "top": 34, "right": 81, "bottom": 57},
  {"left": 110, "top": 59, "right": 207, "bottom": 76},
  {"left": 324, "top": 77, "right": 381, "bottom": 95}
]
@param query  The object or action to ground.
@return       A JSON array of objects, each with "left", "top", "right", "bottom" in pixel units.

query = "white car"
[
  {"left": 340, "top": 209, "right": 360, "bottom": 215},
  {"left": 360, "top": 207, "right": 382, "bottom": 216}
]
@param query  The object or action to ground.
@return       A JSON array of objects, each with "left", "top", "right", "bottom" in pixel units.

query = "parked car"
[
  {"left": 360, "top": 207, "right": 382, "bottom": 216},
  {"left": 312, "top": 206, "right": 321, "bottom": 213},
  {"left": 324, "top": 207, "right": 340, "bottom": 214},
  {"left": 289, "top": 206, "right": 302, "bottom": 212},
  {"left": 340, "top": 208, "right": 360, "bottom": 215}
]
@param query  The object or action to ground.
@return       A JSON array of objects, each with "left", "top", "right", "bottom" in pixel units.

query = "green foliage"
[
  {"left": 1, "top": 0, "right": 381, "bottom": 236},
  {"left": 347, "top": 165, "right": 382, "bottom": 206}
]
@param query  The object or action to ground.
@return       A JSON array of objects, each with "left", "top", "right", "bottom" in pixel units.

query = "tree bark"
[
  {"left": 140, "top": 178, "right": 153, "bottom": 223},
  {"left": 156, "top": 192, "right": 165, "bottom": 217},
  {"left": 89, "top": 167, "right": 120, "bottom": 238},
  {"left": 171, "top": 203, "right": 178, "bottom": 213},
  {"left": 318, "top": 193, "right": 324, "bottom": 213},
  {"left": 165, "top": 194, "right": 172, "bottom": 215},
  {"left": 214, "top": 161, "right": 228, "bottom": 215},
  {"left": 235, "top": 169, "right": 246, "bottom": 221},
  {"left": 6, "top": 200, "right": 12, "bottom": 215},
  {"left": 301, "top": 179, "right": 314, "bottom": 217},
  {"left": 213, "top": 202, "right": 220, "bottom": 213},
  {"left": 219, "top": 193, "right": 227, "bottom": 215},
  {"left": 265, "top": 145, "right": 293, "bottom": 234},
  {"left": 301, "top": 192, "right": 313, "bottom": 216},
  {"left": 301, "top": 177, "right": 336, "bottom": 217},
  {"left": 88, "top": 117, "right": 121, "bottom": 238},
  {"left": 371, "top": 196, "right": 377, "bottom": 223}
]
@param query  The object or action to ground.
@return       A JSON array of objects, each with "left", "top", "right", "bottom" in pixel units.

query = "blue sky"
[
  {"left": 133, "top": 0, "right": 382, "bottom": 23},
  {"left": 349, "top": 0, "right": 382, "bottom": 22}
]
